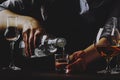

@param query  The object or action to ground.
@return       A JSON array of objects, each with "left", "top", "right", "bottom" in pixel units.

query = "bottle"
[
  {"left": 46, "top": 37, "right": 66, "bottom": 48},
  {"left": 32, "top": 35, "right": 67, "bottom": 58}
]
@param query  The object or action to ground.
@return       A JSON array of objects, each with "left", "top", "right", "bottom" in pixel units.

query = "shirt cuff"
[
  {"left": 79, "top": 0, "right": 89, "bottom": 15},
  {"left": 0, "top": 6, "right": 6, "bottom": 11}
]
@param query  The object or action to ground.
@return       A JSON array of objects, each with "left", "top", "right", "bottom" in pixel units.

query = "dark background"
[{"left": 0, "top": 0, "right": 118, "bottom": 72}]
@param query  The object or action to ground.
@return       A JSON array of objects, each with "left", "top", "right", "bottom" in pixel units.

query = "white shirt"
[{"left": 79, "top": 0, "right": 89, "bottom": 15}]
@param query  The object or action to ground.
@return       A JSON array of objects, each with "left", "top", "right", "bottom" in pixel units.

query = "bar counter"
[
  {"left": 0, "top": 50, "right": 119, "bottom": 80},
  {"left": 0, "top": 69, "right": 120, "bottom": 80}
]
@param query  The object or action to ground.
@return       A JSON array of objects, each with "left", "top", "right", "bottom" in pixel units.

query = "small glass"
[{"left": 54, "top": 54, "right": 69, "bottom": 73}]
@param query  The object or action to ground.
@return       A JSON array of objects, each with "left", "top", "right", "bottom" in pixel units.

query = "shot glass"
[{"left": 54, "top": 54, "right": 69, "bottom": 73}]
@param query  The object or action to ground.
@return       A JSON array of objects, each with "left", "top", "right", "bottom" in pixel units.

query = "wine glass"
[
  {"left": 112, "top": 17, "right": 120, "bottom": 72},
  {"left": 3, "top": 16, "right": 21, "bottom": 70},
  {"left": 94, "top": 17, "right": 120, "bottom": 74}
]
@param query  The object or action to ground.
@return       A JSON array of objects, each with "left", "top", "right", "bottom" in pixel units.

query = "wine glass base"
[
  {"left": 2, "top": 65, "right": 21, "bottom": 71},
  {"left": 97, "top": 69, "right": 120, "bottom": 74},
  {"left": 112, "top": 67, "right": 120, "bottom": 72}
]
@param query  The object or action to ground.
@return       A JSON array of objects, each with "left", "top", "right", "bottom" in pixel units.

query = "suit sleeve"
[
  {"left": 100, "top": 0, "right": 120, "bottom": 39},
  {"left": 0, "top": 0, "right": 24, "bottom": 12}
]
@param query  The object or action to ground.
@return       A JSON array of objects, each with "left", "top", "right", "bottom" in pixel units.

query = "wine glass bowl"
[
  {"left": 4, "top": 27, "right": 20, "bottom": 41},
  {"left": 94, "top": 43, "right": 120, "bottom": 74},
  {"left": 96, "top": 45, "right": 120, "bottom": 58}
]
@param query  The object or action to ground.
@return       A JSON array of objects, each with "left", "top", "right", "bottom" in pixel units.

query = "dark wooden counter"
[{"left": 0, "top": 69, "right": 120, "bottom": 80}]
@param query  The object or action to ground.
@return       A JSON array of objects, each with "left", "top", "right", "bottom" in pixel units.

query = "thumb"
[{"left": 66, "top": 58, "right": 86, "bottom": 73}]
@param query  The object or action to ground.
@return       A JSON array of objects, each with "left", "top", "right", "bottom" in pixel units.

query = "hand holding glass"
[
  {"left": 54, "top": 54, "right": 69, "bottom": 73},
  {"left": 94, "top": 27, "right": 120, "bottom": 74}
]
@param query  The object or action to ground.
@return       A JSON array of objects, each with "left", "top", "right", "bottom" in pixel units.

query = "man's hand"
[
  {"left": 22, "top": 18, "right": 44, "bottom": 57},
  {"left": 66, "top": 50, "right": 87, "bottom": 73},
  {"left": 0, "top": 10, "right": 45, "bottom": 57}
]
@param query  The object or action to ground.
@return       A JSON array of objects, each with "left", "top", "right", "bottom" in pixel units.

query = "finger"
[
  {"left": 29, "top": 29, "right": 34, "bottom": 56},
  {"left": 69, "top": 55, "right": 74, "bottom": 61},
  {"left": 66, "top": 59, "right": 81, "bottom": 73},
  {"left": 76, "top": 51, "right": 86, "bottom": 58},
  {"left": 66, "top": 58, "right": 86, "bottom": 73},
  {"left": 112, "top": 51, "right": 120, "bottom": 57},
  {"left": 69, "top": 52, "right": 77, "bottom": 61},
  {"left": 67, "top": 58, "right": 81, "bottom": 69},
  {"left": 23, "top": 32, "right": 29, "bottom": 57},
  {"left": 69, "top": 51, "right": 83, "bottom": 60},
  {"left": 69, "top": 50, "right": 86, "bottom": 62},
  {"left": 34, "top": 29, "right": 41, "bottom": 48}
]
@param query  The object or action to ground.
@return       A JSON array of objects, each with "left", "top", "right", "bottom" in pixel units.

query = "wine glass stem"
[
  {"left": 106, "top": 57, "right": 112, "bottom": 73},
  {"left": 9, "top": 41, "right": 15, "bottom": 67},
  {"left": 116, "top": 55, "right": 120, "bottom": 67}
]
